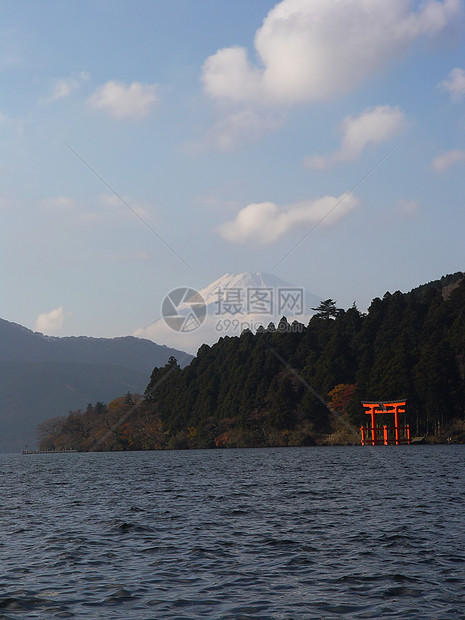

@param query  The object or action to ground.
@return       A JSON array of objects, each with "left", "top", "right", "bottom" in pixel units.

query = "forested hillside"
[
  {"left": 0, "top": 318, "right": 193, "bottom": 452},
  {"left": 40, "top": 272, "right": 465, "bottom": 451}
]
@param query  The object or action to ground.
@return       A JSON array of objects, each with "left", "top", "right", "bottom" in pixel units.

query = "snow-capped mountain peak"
[
  {"left": 186, "top": 272, "right": 321, "bottom": 314},
  {"left": 138, "top": 272, "right": 323, "bottom": 355}
]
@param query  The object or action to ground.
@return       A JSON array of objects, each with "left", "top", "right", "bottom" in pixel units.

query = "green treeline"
[{"left": 39, "top": 272, "right": 465, "bottom": 451}]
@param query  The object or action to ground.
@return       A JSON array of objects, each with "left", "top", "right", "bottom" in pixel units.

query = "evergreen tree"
[{"left": 312, "top": 299, "right": 340, "bottom": 319}]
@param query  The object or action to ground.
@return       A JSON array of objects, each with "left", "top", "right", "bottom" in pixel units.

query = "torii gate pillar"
[{"left": 360, "top": 400, "right": 410, "bottom": 446}]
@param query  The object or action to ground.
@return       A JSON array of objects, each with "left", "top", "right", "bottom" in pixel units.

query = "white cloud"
[
  {"left": 133, "top": 320, "right": 211, "bottom": 357},
  {"left": 39, "top": 196, "right": 77, "bottom": 211},
  {"left": 439, "top": 67, "right": 465, "bottom": 102},
  {"left": 0, "top": 29, "right": 26, "bottom": 71},
  {"left": 196, "top": 109, "right": 284, "bottom": 151},
  {"left": 97, "top": 193, "right": 155, "bottom": 222},
  {"left": 35, "top": 307, "right": 65, "bottom": 335},
  {"left": 202, "top": 0, "right": 462, "bottom": 106},
  {"left": 0, "top": 112, "right": 24, "bottom": 136},
  {"left": 98, "top": 193, "right": 126, "bottom": 209},
  {"left": 37, "top": 193, "right": 156, "bottom": 226},
  {"left": 39, "top": 195, "right": 100, "bottom": 224},
  {"left": 88, "top": 80, "right": 159, "bottom": 118},
  {"left": 46, "top": 71, "right": 90, "bottom": 102},
  {"left": 0, "top": 52, "right": 23, "bottom": 71},
  {"left": 431, "top": 149, "right": 465, "bottom": 172},
  {"left": 218, "top": 193, "right": 359, "bottom": 245},
  {"left": 305, "top": 106, "right": 408, "bottom": 169}
]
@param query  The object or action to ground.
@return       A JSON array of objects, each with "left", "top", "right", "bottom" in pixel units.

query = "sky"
[{"left": 1, "top": 0, "right": 465, "bottom": 350}]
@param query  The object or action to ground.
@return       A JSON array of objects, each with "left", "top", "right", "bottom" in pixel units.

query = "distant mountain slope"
[
  {"left": 0, "top": 361, "right": 149, "bottom": 452},
  {"left": 0, "top": 319, "right": 193, "bottom": 371},
  {"left": 0, "top": 319, "right": 193, "bottom": 452}
]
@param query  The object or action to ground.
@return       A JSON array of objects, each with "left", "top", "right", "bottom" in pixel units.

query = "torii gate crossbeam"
[{"left": 360, "top": 400, "right": 410, "bottom": 445}]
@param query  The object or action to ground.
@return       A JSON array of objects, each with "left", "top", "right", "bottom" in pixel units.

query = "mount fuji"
[
  {"left": 183, "top": 272, "right": 322, "bottom": 318},
  {"left": 136, "top": 272, "right": 322, "bottom": 355}
]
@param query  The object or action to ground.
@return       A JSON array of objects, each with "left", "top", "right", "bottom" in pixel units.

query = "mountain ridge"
[
  {"left": 0, "top": 318, "right": 193, "bottom": 452},
  {"left": 185, "top": 271, "right": 322, "bottom": 313},
  {"left": 0, "top": 318, "right": 192, "bottom": 371}
]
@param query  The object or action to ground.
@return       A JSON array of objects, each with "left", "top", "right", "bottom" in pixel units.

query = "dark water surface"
[{"left": 0, "top": 446, "right": 464, "bottom": 618}]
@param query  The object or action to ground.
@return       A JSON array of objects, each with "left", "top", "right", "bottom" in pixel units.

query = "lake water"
[{"left": 0, "top": 446, "right": 464, "bottom": 619}]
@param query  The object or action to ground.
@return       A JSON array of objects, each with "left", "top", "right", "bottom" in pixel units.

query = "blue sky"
[{"left": 1, "top": 0, "right": 464, "bottom": 345}]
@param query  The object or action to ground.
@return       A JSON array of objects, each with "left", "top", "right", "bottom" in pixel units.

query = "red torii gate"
[{"left": 360, "top": 400, "right": 410, "bottom": 446}]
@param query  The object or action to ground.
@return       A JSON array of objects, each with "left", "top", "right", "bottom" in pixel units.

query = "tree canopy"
[
  {"left": 39, "top": 272, "right": 465, "bottom": 451},
  {"left": 311, "top": 299, "right": 341, "bottom": 319}
]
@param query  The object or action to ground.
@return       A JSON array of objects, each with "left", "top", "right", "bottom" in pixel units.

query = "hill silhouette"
[{"left": 0, "top": 319, "right": 193, "bottom": 452}]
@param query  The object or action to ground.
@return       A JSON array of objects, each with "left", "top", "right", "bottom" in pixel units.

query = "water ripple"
[{"left": 0, "top": 446, "right": 464, "bottom": 618}]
